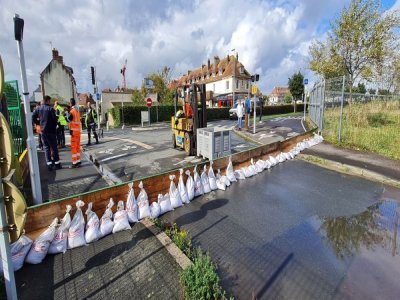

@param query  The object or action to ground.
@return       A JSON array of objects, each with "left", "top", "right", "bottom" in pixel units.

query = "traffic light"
[
  {"left": 90, "top": 66, "right": 95, "bottom": 85},
  {"left": 251, "top": 74, "right": 259, "bottom": 82}
]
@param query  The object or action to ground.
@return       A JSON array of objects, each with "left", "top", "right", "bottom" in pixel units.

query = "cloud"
[{"left": 1, "top": 0, "right": 378, "bottom": 96}]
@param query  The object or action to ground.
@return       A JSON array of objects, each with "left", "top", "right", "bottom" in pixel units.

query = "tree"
[
  {"left": 288, "top": 72, "right": 304, "bottom": 100},
  {"left": 131, "top": 88, "right": 144, "bottom": 105},
  {"left": 284, "top": 93, "right": 292, "bottom": 104},
  {"left": 309, "top": 0, "right": 399, "bottom": 105},
  {"left": 368, "top": 88, "right": 376, "bottom": 95},
  {"left": 357, "top": 83, "right": 366, "bottom": 94},
  {"left": 142, "top": 66, "right": 173, "bottom": 105}
]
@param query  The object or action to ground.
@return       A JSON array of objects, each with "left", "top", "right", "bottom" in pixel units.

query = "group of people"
[
  {"left": 32, "top": 96, "right": 100, "bottom": 171},
  {"left": 235, "top": 98, "right": 252, "bottom": 131}
]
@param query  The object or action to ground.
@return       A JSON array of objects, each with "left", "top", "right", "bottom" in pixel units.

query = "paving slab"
[{"left": 15, "top": 222, "right": 183, "bottom": 300}]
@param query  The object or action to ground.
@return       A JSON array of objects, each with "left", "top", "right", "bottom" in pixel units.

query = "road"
[{"left": 161, "top": 159, "right": 400, "bottom": 299}]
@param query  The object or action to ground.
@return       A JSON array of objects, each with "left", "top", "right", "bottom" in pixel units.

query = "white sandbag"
[
  {"left": 217, "top": 169, "right": 231, "bottom": 187},
  {"left": 113, "top": 200, "right": 131, "bottom": 233},
  {"left": 158, "top": 193, "right": 173, "bottom": 214},
  {"left": 284, "top": 152, "right": 292, "bottom": 160},
  {"left": 235, "top": 169, "right": 246, "bottom": 180},
  {"left": 277, "top": 153, "right": 285, "bottom": 163},
  {"left": 0, "top": 235, "right": 32, "bottom": 273},
  {"left": 264, "top": 159, "right": 272, "bottom": 169},
  {"left": 201, "top": 165, "right": 212, "bottom": 193},
  {"left": 137, "top": 181, "right": 151, "bottom": 219},
  {"left": 226, "top": 157, "right": 237, "bottom": 182},
  {"left": 288, "top": 150, "right": 295, "bottom": 159},
  {"left": 67, "top": 200, "right": 86, "bottom": 249},
  {"left": 215, "top": 170, "right": 226, "bottom": 191},
  {"left": 169, "top": 175, "right": 183, "bottom": 208},
  {"left": 48, "top": 205, "right": 72, "bottom": 254},
  {"left": 256, "top": 159, "right": 266, "bottom": 171},
  {"left": 126, "top": 182, "right": 138, "bottom": 223},
  {"left": 100, "top": 198, "right": 115, "bottom": 237},
  {"left": 185, "top": 170, "right": 195, "bottom": 201},
  {"left": 178, "top": 169, "right": 190, "bottom": 204},
  {"left": 26, "top": 218, "right": 58, "bottom": 264},
  {"left": 252, "top": 158, "right": 263, "bottom": 173},
  {"left": 150, "top": 201, "right": 161, "bottom": 219},
  {"left": 85, "top": 202, "right": 102, "bottom": 243},
  {"left": 208, "top": 162, "right": 218, "bottom": 191},
  {"left": 269, "top": 155, "right": 278, "bottom": 166},
  {"left": 193, "top": 165, "right": 204, "bottom": 197}
]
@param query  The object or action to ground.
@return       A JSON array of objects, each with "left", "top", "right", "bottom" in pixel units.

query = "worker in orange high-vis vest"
[{"left": 68, "top": 98, "right": 81, "bottom": 168}]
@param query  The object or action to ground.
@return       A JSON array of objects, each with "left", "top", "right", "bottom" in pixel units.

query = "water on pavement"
[{"left": 161, "top": 160, "right": 400, "bottom": 299}]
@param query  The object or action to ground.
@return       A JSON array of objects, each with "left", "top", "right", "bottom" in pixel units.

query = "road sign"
[
  {"left": 251, "top": 84, "right": 257, "bottom": 94},
  {"left": 304, "top": 78, "right": 308, "bottom": 85},
  {"left": 96, "top": 93, "right": 100, "bottom": 101},
  {"left": 146, "top": 98, "right": 152, "bottom": 108}
]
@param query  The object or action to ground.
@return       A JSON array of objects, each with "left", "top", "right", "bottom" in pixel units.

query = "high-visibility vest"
[
  {"left": 69, "top": 107, "right": 81, "bottom": 132},
  {"left": 85, "top": 109, "right": 97, "bottom": 127},
  {"left": 56, "top": 105, "right": 67, "bottom": 126}
]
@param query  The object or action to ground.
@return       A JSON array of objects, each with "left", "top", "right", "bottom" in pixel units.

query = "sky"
[{"left": 0, "top": 0, "right": 399, "bottom": 95}]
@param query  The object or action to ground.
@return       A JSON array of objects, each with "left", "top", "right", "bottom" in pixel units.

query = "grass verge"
[
  {"left": 153, "top": 219, "right": 232, "bottom": 300},
  {"left": 323, "top": 100, "right": 400, "bottom": 160}
]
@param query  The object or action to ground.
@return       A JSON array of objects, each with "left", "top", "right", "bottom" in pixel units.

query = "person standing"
[
  {"left": 68, "top": 98, "right": 81, "bottom": 168},
  {"left": 33, "top": 103, "right": 43, "bottom": 150},
  {"left": 85, "top": 101, "right": 99, "bottom": 145},
  {"left": 32, "top": 96, "right": 61, "bottom": 171},
  {"left": 54, "top": 101, "right": 67, "bottom": 148},
  {"left": 244, "top": 97, "right": 251, "bottom": 130},
  {"left": 236, "top": 99, "right": 244, "bottom": 130}
]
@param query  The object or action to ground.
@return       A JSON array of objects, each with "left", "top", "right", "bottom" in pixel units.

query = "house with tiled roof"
[
  {"left": 40, "top": 48, "right": 77, "bottom": 104},
  {"left": 269, "top": 87, "right": 291, "bottom": 104},
  {"left": 173, "top": 54, "right": 252, "bottom": 107}
]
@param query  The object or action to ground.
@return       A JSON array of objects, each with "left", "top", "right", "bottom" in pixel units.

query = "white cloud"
[{"left": 0, "top": 0, "right": 369, "bottom": 96}]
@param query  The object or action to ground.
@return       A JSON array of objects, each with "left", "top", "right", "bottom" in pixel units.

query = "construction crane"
[{"left": 120, "top": 59, "right": 127, "bottom": 90}]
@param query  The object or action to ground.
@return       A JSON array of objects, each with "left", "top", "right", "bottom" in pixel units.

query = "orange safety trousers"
[{"left": 71, "top": 130, "right": 81, "bottom": 165}]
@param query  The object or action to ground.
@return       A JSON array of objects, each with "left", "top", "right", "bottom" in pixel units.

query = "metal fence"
[
  {"left": 309, "top": 75, "right": 400, "bottom": 144},
  {"left": 3, "top": 80, "right": 26, "bottom": 157}
]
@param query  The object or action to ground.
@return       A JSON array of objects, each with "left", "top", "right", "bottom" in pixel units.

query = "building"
[
  {"left": 269, "top": 87, "right": 291, "bottom": 104},
  {"left": 173, "top": 54, "right": 252, "bottom": 107},
  {"left": 40, "top": 49, "right": 77, "bottom": 104},
  {"left": 100, "top": 91, "right": 132, "bottom": 122}
]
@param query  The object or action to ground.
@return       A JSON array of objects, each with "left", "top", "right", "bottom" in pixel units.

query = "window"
[
  {"left": 219, "top": 69, "right": 223, "bottom": 75},
  {"left": 246, "top": 81, "right": 249, "bottom": 89},
  {"left": 226, "top": 80, "right": 229, "bottom": 90},
  {"left": 241, "top": 80, "right": 244, "bottom": 87},
  {"left": 236, "top": 79, "right": 239, "bottom": 89},
  {"left": 240, "top": 66, "right": 244, "bottom": 74}
]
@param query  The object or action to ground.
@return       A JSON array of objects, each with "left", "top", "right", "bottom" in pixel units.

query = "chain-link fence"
[{"left": 312, "top": 76, "right": 400, "bottom": 159}]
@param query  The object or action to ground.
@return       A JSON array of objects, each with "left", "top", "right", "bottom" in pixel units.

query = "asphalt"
[
  {"left": 160, "top": 159, "right": 400, "bottom": 299},
  {"left": 303, "top": 142, "right": 400, "bottom": 181},
  {"left": 15, "top": 222, "right": 183, "bottom": 300}
]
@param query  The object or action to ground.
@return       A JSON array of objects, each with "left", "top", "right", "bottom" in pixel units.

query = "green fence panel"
[{"left": 4, "top": 80, "right": 26, "bottom": 157}]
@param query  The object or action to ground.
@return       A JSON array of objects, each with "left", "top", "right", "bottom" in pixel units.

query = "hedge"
[{"left": 108, "top": 104, "right": 304, "bottom": 127}]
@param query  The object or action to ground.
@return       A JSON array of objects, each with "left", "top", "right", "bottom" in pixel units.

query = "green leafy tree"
[
  {"left": 309, "top": 0, "right": 399, "bottom": 105},
  {"left": 131, "top": 88, "right": 144, "bottom": 105},
  {"left": 284, "top": 93, "right": 292, "bottom": 104},
  {"left": 288, "top": 72, "right": 304, "bottom": 100},
  {"left": 368, "top": 88, "right": 376, "bottom": 95},
  {"left": 142, "top": 66, "right": 172, "bottom": 105}
]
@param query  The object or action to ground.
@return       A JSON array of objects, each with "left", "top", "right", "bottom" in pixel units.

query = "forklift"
[{"left": 171, "top": 83, "right": 207, "bottom": 155}]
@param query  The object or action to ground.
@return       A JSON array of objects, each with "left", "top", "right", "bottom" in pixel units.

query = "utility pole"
[
  {"left": 14, "top": 14, "right": 42, "bottom": 204},
  {"left": 91, "top": 66, "right": 100, "bottom": 131}
]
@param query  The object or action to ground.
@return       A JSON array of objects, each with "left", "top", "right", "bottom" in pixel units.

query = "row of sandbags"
[{"left": 2, "top": 133, "right": 323, "bottom": 272}]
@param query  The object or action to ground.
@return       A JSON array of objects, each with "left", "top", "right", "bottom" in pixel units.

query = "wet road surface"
[{"left": 161, "top": 159, "right": 400, "bottom": 299}]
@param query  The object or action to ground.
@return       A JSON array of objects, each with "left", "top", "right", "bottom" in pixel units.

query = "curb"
[
  {"left": 141, "top": 218, "right": 193, "bottom": 270},
  {"left": 232, "top": 128, "right": 264, "bottom": 145},
  {"left": 81, "top": 150, "right": 121, "bottom": 185},
  {"left": 298, "top": 154, "right": 400, "bottom": 188}
]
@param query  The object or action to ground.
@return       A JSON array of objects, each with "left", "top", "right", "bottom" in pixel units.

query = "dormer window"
[
  {"left": 219, "top": 68, "right": 223, "bottom": 75},
  {"left": 240, "top": 66, "right": 244, "bottom": 74}
]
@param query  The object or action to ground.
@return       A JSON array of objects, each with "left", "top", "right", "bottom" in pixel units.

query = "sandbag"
[
  {"left": 26, "top": 218, "right": 58, "bottom": 264},
  {"left": 150, "top": 201, "right": 161, "bottom": 219},
  {"left": 67, "top": 200, "right": 86, "bottom": 249},
  {"left": 277, "top": 153, "right": 285, "bottom": 163},
  {"left": 215, "top": 169, "right": 226, "bottom": 191},
  {"left": 283, "top": 152, "right": 292, "bottom": 160},
  {"left": 169, "top": 175, "right": 183, "bottom": 208},
  {"left": 193, "top": 165, "right": 204, "bottom": 197},
  {"left": 126, "top": 182, "right": 138, "bottom": 223},
  {"left": 178, "top": 169, "right": 190, "bottom": 204},
  {"left": 48, "top": 205, "right": 72, "bottom": 254},
  {"left": 269, "top": 155, "right": 278, "bottom": 166},
  {"left": 137, "top": 181, "right": 151, "bottom": 219},
  {"left": 185, "top": 170, "right": 195, "bottom": 201},
  {"left": 100, "top": 198, "right": 115, "bottom": 237},
  {"left": 201, "top": 165, "right": 211, "bottom": 193},
  {"left": 242, "top": 166, "right": 254, "bottom": 177},
  {"left": 158, "top": 193, "right": 173, "bottom": 214},
  {"left": 208, "top": 161, "right": 218, "bottom": 190},
  {"left": 0, "top": 235, "right": 32, "bottom": 273},
  {"left": 264, "top": 159, "right": 272, "bottom": 169},
  {"left": 234, "top": 169, "right": 246, "bottom": 180},
  {"left": 251, "top": 158, "right": 262, "bottom": 173},
  {"left": 226, "top": 157, "right": 237, "bottom": 182},
  {"left": 256, "top": 159, "right": 266, "bottom": 171},
  {"left": 85, "top": 202, "right": 102, "bottom": 243},
  {"left": 218, "top": 169, "right": 231, "bottom": 187},
  {"left": 113, "top": 200, "right": 131, "bottom": 233}
]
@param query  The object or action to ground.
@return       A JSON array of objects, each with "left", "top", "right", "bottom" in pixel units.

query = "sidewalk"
[
  {"left": 302, "top": 142, "right": 400, "bottom": 181},
  {"left": 15, "top": 222, "right": 183, "bottom": 299}
]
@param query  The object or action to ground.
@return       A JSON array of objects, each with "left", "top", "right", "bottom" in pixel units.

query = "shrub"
[
  {"left": 180, "top": 249, "right": 226, "bottom": 300},
  {"left": 166, "top": 223, "right": 194, "bottom": 260},
  {"left": 366, "top": 112, "right": 388, "bottom": 127}
]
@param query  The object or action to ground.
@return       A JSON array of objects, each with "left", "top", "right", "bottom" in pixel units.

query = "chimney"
[
  {"left": 236, "top": 52, "right": 238, "bottom": 61},
  {"left": 214, "top": 56, "right": 220, "bottom": 73},
  {"left": 207, "top": 59, "right": 210, "bottom": 69},
  {"left": 227, "top": 54, "right": 230, "bottom": 62},
  {"left": 187, "top": 70, "right": 191, "bottom": 76},
  {"left": 57, "top": 55, "right": 64, "bottom": 65},
  {"left": 202, "top": 64, "right": 206, "bottom": 69},
  {"left": 52, "top": 48, "right": 59, "bottom": 60}
]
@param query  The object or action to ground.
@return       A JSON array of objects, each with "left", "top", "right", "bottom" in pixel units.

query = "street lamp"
[{"left": 14, "top": 14, "right": 43, "bottom": 204}]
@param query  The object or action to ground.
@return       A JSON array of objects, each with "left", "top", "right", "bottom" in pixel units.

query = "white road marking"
[
  {"left": 99, "top": 153, "right": 129, "bottom": 162},
  {"left": 301, "top": 118, "right": 307, "bottom": 132},
  {"left": 104, "top": 137, "right": 154, "bottom": 150}
]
